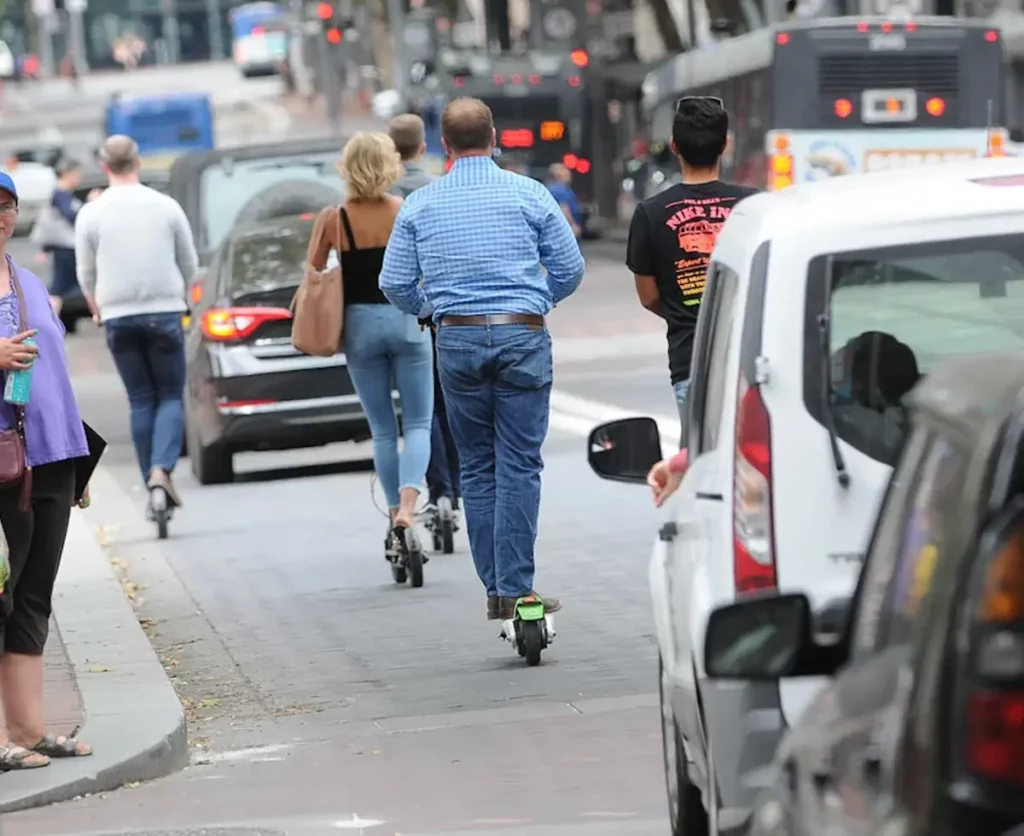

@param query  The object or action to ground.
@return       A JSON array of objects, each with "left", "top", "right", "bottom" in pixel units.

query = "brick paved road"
[{"left": 9, "top": 244, "right": 674, "bottom": 834}]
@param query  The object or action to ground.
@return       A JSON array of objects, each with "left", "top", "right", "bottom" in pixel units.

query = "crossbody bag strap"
[{"left": 6, "top": 258, "right": 28, "bottom": 433}]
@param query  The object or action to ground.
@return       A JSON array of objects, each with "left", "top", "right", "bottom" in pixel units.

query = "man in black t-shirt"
[{"left": 626, "top": 97, "right": 759, "bottom": 439}]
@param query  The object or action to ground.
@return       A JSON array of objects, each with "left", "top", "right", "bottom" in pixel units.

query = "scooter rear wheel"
[{"left": 521, "top": 620, "right": 544, "bottom": 666}]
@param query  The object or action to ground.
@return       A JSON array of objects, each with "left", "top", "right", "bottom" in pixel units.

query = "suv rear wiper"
[{"left": 817, "top": 255, "right": 851, "bottom": 489}]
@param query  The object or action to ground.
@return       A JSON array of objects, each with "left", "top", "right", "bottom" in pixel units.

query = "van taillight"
[
  {"left": 965, "top": 525, "right": 1024, "bottom": 784},
  {"left": 733, "top": 374, "right": 778, "bottom": 594}
]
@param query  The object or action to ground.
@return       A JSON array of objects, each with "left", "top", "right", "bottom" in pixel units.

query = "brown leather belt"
[{"left": 439, "top": 314, "right": 545, "bottom": 328}]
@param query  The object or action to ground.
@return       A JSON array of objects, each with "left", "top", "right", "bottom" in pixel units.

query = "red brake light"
[
  {"left": 905, "top": 21, "right": 916, "bottom": 31},
  {"left": 986, "top": 29, "right": 999, "bottom": 42},
  {"left": 326, "top": 28, "right": 342, "bottom": 44},
  {"left": 493, "top": 73, "right": 505, "bottom": 85},
  {"left": 189, "top": 280, "right": 204, "bottom": 307},
  {"left": 453, "top": 76, "right": 464, "bottom": 88},
  {"left": 568, "top": 75, "right": 581, "bottom": 87},
  {"left": 500, "top": 129, "right": 534, "bottom": 149},
  {"left": 201, "top": 307, "right": 291, "bottom": 342},
  {"left": 529, "top": 73, "right": 541, "bottom": 85},
  {"left": 510, "top": 73, "right": 522, "bottom": 85},
  {"left": 881, "top": 20, "right": 893, "bottom": 32},
  {"left": 776, "top": 32, "right": 789, "bottom": 45},
  {"left": 575, "top": 158, "right": 591, "bottom": 175},
  {"left": 834, "top": 98, "right": 853, "bottom": 119},
  {"left": 967, "top": 691, "right": 1024, "bottom": 783},
  {"left": 733, "top": 375, "right": 777, "bottom": 594},
  {"left": 856, "top": 21, "right": 868, "bottom": 32},
  {"left": 570, "top": 49, "right": 589, "bottom": 68},
  {"left": 562, "top": 153, "right": 578, "bottom": 169},
  {"left": 316, "top": 1, "right": 332, "bottom": 19},
  {"left": 926, "top": 97, "right": 946, "bottom": 117}
]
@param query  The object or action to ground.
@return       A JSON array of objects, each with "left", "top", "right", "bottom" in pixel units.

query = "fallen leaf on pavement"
[
  {"left": 199, "top": 698, "right": 221, "bottom": 708},
  {"left": 87, "top": 666, "right": 115, "bottom": 673}
]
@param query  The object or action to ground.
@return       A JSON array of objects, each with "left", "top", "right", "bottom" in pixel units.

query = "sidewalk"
[
  {"left": 0, "top": 507, "right": 188, "bottom": 814},
  {"left": 42, "top": 621, "right": 83, "bottom": 740}
]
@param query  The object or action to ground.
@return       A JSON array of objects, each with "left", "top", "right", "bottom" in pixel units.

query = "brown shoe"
[
  {"left": 497, "top": 592, "right": 561, "bottom": 620},
  {"left": 487, "top": 596, "right": 500, "bottom": 620},
  {"left": 148, "top": 468, "right": 182, "bottom": 508}
]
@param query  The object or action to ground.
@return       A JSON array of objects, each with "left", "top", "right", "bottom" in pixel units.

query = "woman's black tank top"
[{"left": 337, "top": 206, "right": 389, "bottom": 305}]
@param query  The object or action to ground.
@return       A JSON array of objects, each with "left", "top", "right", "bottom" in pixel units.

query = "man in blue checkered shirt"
[{"left": 380, "top": 97, "right": 585, "bottom": 623}]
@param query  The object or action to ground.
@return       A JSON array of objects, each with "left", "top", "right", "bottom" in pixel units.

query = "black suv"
[{"left": 703, "top": 351, "right": 1024, "bottom": 836}]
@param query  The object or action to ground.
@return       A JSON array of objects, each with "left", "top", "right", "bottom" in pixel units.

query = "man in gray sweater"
[{"left": 75, "top": 135, "right": 199, "bottom": 511}]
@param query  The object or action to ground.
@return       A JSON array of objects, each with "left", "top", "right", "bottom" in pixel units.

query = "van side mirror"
[
  {"left": 587, "top": 417, "right": 663, "bottom": 484},
  {"left": 1010, "top": 127, "right": 1024, "bottom": 144},
  {"left": 705, "top": 593, "right": 818, "bottom": 680}
]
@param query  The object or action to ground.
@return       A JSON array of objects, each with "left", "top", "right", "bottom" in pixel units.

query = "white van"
[{"left": 589, "top": 156, "right": 1024, "bottom": 836}]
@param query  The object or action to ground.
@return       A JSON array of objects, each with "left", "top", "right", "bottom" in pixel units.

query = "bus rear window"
[{"left": 804, "top": 235, "right": 1024, "bottom": 465}]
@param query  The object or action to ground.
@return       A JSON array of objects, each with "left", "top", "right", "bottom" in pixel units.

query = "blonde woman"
[{"left": 307, "top": 132, "right": 433, "bottom": 567}]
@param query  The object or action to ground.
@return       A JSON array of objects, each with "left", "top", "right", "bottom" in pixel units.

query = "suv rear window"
[
  {"left": 227, "top": 222, "right": 312, "bottom": 300},
  {"left": 201, "top": 152, "right": 342, "bottom": 251},
  {"left": 805, "top": 234, "right": 1024, "bottom": 465}
]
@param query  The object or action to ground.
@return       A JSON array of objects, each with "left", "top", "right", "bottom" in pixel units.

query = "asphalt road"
[
  {"left": 3, "top": 237, "right": 680, "bottom": 836},
  {"left": 1, "top": 72, "right": 683, "bottom": 833}
]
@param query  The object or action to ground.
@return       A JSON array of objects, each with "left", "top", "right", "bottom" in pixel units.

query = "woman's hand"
[
  {"left": 647, "top": 459, "right": 684, "bottom": 509},
  {"left": 74, "top": 485, "right": 90, "bottom": 509},
  {"left": 0, "top": 330, "right": 39, "bottom": 370}
]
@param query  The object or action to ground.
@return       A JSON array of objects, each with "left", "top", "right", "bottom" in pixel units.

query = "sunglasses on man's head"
[{"left": 675, "top": 95, "right": 725, "bottom": 113}]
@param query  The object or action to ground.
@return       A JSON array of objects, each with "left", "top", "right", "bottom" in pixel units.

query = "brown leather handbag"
[
  {"left": 291, "top": 207, "right": 345, "bottom": 358},
  {"left": 0, "top": 267, "right": 31, "bottom": 511}
]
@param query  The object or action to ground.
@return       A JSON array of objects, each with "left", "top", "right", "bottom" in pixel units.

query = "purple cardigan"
[{"left": 0, "top": 258, "right": 88, "bottom": 467}]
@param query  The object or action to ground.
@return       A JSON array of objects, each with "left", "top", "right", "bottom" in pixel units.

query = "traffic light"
[{"left": 317, "top": 1, "right": 343, "bottom": 44}]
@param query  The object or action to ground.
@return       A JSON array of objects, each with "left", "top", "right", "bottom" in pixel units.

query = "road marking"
[
  {"left": 549, "top": 389, "right": 680, "bottom": 456},
  {"left": 332, "top": 813, "right": 385, "bottom": 829}
]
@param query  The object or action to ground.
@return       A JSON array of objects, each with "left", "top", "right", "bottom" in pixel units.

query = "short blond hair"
[{"left": 338, "top": 132, "right": 402, "bottom": 200}]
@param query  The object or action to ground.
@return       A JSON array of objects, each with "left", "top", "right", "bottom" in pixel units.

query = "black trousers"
[{"left": 0, "top": 460, "right": 75, "bottom": 656}]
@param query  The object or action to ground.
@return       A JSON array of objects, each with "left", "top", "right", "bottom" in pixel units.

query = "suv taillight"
[
  {"left": 965, "top": 529, "right": 1024, "bottom": 784},
  {"left": 733, "top": 373, "right": 778, "bottom": 594}
]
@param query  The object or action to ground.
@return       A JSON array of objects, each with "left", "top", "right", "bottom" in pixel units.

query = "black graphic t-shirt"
[{"left": 626, "top": 181, "right": 760, "bottom": 384}]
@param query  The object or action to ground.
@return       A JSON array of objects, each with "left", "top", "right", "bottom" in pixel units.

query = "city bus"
[
  {"left": 444, "top": 48, "right": 597, "bottom": 209},
  {"left": 640, "top": 16, "right": 1007, "bottom": 191},
  {"left": 231, "top": 1, "right": 289, "bottom": 78},
  {"left": 104, "top": 92, "right": 215, "bottom": 163}
]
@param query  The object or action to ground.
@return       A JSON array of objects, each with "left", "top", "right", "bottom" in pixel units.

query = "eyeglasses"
[
  {"left": 0, "top": 204, "right": 17, "bottom": 216},
  {"left": 675, "top": 95, "right": 725, "bottom": 114}
]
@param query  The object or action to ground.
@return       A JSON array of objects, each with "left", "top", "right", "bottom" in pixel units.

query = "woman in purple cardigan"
[{"left": 0, "top": 173, "right": 93, "bottom": 771}]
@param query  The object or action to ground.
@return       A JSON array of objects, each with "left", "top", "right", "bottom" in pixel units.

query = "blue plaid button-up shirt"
[{"left": 379, "top": 155, "right": 585, "bottom": 320}]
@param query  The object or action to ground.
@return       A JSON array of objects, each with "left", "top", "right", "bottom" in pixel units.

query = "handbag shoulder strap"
[{"left": 338, "top": 206, "right": 357, "bottom": 252}]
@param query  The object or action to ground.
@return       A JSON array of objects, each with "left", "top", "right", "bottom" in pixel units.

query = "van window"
[
  {"left": 698, "top": 264, "right": 740, "bottom": 452},
  {"left": 804, "top": 234, "right": 1024, "bottom": 465}
]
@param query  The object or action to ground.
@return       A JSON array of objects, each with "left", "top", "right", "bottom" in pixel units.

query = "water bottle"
[{"left": 4, "top": 337, "right": 35, "bottom": 405}]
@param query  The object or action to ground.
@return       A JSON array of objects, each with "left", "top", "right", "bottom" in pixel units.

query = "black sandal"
[
  {"left": 31, "top": 733, "right": 93, "bottom": 758},
  {"left": 0, "top": 744, "right": 50, "bottom": 771}
]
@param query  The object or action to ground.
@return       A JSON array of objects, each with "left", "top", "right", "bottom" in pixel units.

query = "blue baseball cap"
[{"left": 0, "top": 172, "right": 17, "bottom": 204}]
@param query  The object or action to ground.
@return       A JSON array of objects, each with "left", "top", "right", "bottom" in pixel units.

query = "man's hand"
[
  {"left": 647, "top": 458, "right": 684, "bottom": 508},
  {"left": 74, "top": 485, "right": 90, "bottom": 508}
]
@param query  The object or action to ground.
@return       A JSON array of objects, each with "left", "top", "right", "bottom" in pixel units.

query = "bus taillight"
[
  {"left": 529, "top": 74, "right": 541, "bottom": 85},
  {"left": 768, "top": 133, "right": 794, "bottom": 190},
  {"left": 776, "top": 33, "right": 789, "bottom": 45},
  {"left": 569, "top": 75, "right": 581, "bottom": 87},
  {"left": 563, "top": 153, "right": 579, "bottom": 170},
  {"left": 926, "top": 97, "right": 946, "bottom": 117},
  {"left": 834, "top": 98, "right": 853, "bottom": 119},
  {"left": 570, "top": 49, "right": 589, "bottom": 68},
  {"left": 986, "top": 29, "right": 999, "bottom": 42},
  {"left": 987, "top": 129, "right": 1008, "bottom": 158},
  {"left": 494, "top": 74, "right": 505, "bottom": 85},
  {"left": 576, "top": 159, "right": 592, "bottom": 175}
]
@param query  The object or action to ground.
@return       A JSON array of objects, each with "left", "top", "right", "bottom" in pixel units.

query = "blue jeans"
[
  {"left": 436, "top": 323, "right": 552, "bottom": 598},
  {"left": 104, "top": 312, "right": 186, "bottom": 483},
  {"left": 345, "top": 304, "right": 433, "bottom": 508},
  {"left": 425, "top": 330, "right": 460, "bottom": 505},
  {"left": 673, "top": 378, "right": 690, "bottom": 448}
]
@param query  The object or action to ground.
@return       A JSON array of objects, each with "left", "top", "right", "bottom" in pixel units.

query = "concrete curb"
[{"left": 0, "top": 496, "right": 188, "bottom": 813}]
